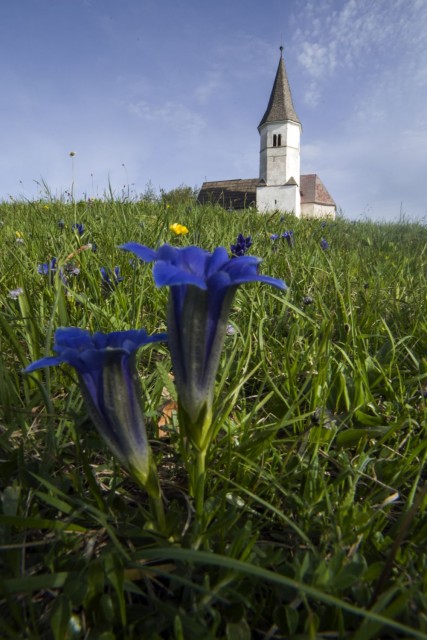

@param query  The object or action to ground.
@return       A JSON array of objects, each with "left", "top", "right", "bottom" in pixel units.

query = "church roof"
[
  {"left": 197, "top": 179, "right": 258, "bottom": 209},
  {"left": 258, "top": 51, "right": 301, "bottom": 129},
  {"left": 300, "top": 174, "right": 335, "bottom": 206},
  {"left": 197, "top": 174, "right": 335, "bottom": 209}
]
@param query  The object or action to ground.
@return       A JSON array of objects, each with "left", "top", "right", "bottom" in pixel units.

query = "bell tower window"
[
  {"left": 278, "top": 134, "right": 282, "bottom": 146},
  {"left": 273, "top": 134, "right": 277, "bottom": 147}
]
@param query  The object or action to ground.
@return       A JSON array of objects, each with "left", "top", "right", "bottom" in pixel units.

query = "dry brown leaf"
[{"left": 157, "top": 399, "right": 178, "bottom": 437}]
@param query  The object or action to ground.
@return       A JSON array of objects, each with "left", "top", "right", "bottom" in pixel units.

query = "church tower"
[{"left": 256, "top": 47, "right": 302, "bottom": 216}]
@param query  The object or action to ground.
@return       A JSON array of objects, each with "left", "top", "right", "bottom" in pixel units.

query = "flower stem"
[
  {"left": 140, "top": 457, "right": 166, "bottom": 533},
  {"left": 194, "top": 448, "right": 207, "bottom": 521},
  {"left": 148, "top": 492, "right": 166, "bottom": 532}
]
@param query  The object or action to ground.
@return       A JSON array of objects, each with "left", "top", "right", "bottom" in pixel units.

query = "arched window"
[
  {"left": 273, "top": 134, "right": 277, "bottom": 147},
  {"left": 278, "top": 134, "right": 282, "bottom": 146}
]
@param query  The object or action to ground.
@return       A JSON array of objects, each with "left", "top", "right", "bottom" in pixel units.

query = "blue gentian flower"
[
  {"left": 282, "top": 231, "right": 294, "bottom": 247},
  {"left": 72, "top": 223, "right": 85, "bottom": 236},
  {"left": 100, "top": 266, "right": 123, "bottom": 284},
  {"left": 25, "top": 327, "right": 167, "bottom": 488},
  {"left": 100, "top": 266, "right": 124, "bottom": 294},
  {"left": 38, "top": 257, "right": 57, "bottom": 276},
  {"left": 119, "top": 243, "right": 286, "bottom": 450},
  {"left": 230, "top": 233, "right": 252, "bottom": 257},
  {"left": 320, "top": 238, "right": 329, "bottom": 250},
  {"left": 270, "top": 234, "right": 279, "bottom": 241}
]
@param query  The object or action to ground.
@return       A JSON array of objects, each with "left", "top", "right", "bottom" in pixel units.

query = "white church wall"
[
  {"left": 256, "top": 184, "right": 301, "bottom": 216},
  {"left": 259, "top": 121, "right": 301, "bottom": 186},
  {"left": 301, "top": 202, "right": 336, "bottom": 219}
]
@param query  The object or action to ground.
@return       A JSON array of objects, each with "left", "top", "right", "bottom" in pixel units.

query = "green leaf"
[
  {"left": 1, "top": 485, "right": 20, "bottom": 517},
  {"left": 50, "top": 594, "right": 72, "bottom": 640},
  {"left": 0, "top": 515, "right": 87, "bottom": 532},
  {"left": 0, "top": 572, "right": 70, "bottom": 595},
  {"left": 138, "top": 547, "right": 427, "bottom": 640},
  {"left": 226, "top": 619, "right": 251, "bottom": 640},
  {"left": 274, "top": 605, "right": 299, "bottom": 635}
]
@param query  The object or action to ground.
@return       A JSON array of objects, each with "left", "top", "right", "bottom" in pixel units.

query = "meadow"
[{"left": 0, "top": 194, "right": 426, "bottom": 639}]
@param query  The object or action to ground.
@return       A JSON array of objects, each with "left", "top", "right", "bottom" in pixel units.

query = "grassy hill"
[{"left": 0, "top": 198, "right": 426, "bottom": 639}]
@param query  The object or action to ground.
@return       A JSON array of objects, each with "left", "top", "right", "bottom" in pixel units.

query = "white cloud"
[
  {"left": 297, "top": 42, "right": 336, "bottom": 79},
  {"left": 127, "top": 100, "right": 206, "bottom": 139},
  {"left": 291, "top": 0, "right": 427, "bottom": 106},
  {"left": 194, "top": 69, "right": 223, "bottom": 105}
]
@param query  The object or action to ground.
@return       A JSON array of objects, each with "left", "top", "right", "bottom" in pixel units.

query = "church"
[{"left": 198, "top": 48, "right": 336, "bottom": 219}]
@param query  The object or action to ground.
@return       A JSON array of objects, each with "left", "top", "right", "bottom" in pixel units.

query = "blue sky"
[{"left": 1, "top": 0, "right": 426, "bottom": 221}]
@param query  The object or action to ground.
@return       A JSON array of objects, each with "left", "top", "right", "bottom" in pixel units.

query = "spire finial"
[{"left": 279, "top": 45, "right": 283, "bottom": 57}]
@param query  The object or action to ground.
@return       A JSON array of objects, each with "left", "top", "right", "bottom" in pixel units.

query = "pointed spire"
[{"left": 258, "top": 49, "right": 300, "bottom": 129}]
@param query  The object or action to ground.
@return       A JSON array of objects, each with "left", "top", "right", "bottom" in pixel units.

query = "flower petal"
[
  {"left": 119, "top": 242, "right": 158, "bottom": 262},
  {"left": 205, "top": 247, "right": 230, "bottom": 278},
  {"left": 25, "top": 356, "right": 64, "bottom": 373},
  {"left": 54, "top": 327, "right": 93, "bottom": 351},
  {"left": 153, "top": 261, "right": 207, "bottom": 289}
]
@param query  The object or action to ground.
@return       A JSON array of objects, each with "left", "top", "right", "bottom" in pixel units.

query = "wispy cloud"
[
  {"left": 127, "top": 100, "right": 206, "bottom": 139},
  {"left": 291, "top": 0, "right": 427, "bottom": 106},
  {"left": 195, "top": 69, "right": 223, "bottom": 105}
]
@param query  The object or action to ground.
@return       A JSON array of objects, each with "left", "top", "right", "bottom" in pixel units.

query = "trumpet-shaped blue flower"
[
  {"left": 230, "top": 233, "right": 252, "bottom": 257},
  {"left": 72, "top": 223, "right": 85, "bottom": 236},
  {"left": 100, "top": 266, "right": 124, "bottom": 297},
  {"left": 25, "top": 327, "right": 167, "bottom": 488},
  {"left": 320, "top": 238, "right": 329, "bottom": 250},
  {"left": 38, "top": 257, "right": 57, "bottom": 276},
  {"left": 282, "top": 230, "right": 294, "bottom": 247},
  {"left": 120, "top": 243, "right": 286, "bottom": 450},
  {"left": 100, "top": 266, "right": 124, "bottom": 286}
]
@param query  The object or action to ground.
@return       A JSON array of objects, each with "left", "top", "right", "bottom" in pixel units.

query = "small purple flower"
[
  {"left": 72, "top": 223, "right": 85, "bottom": 236},
  {"left": 320, "top": 238, "right": 329, "bottom": 250},
  {"left": 226, "top": 324, "right": 236, "bottom": 336},
  {"left": 101, "top": 266, "right": 124, "bottom": 286},
  {"left": 270, "top": 234, "right": 279, "bottom": 241},
  {"left": 100, "top": 266, "right": 124, "bottom": 297},
  {"left": 24, "top": 327, "right": 167, "bottom": 487},
  {"left": 63, "top": 262, "right": 80, "bottom": 277},
  {"left": 38, "top": 257, "right": 57, "bottom": 276},
  {"left": 8, "top": 288, "right": 24, "bottom": 300},
  {"left": 230, "top": 233, "right": 252, "bottom": 257},
  {"left": 282, "top": 231, "right": 294, "bottom": 247}
]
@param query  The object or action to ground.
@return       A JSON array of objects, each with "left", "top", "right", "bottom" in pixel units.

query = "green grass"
[{"left": 0, "top": 196, "right": 426, "bottom": 639}]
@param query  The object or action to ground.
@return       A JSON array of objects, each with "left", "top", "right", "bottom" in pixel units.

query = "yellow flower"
[
  {"left": 15, "top": 231, "right": 23, "bottom": 238},
  {"left": 169, "top": 223, "right": 189, "bottom": 236},
  {"left": 43, "top": 205, "right": 49, "bottom": 210}
]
